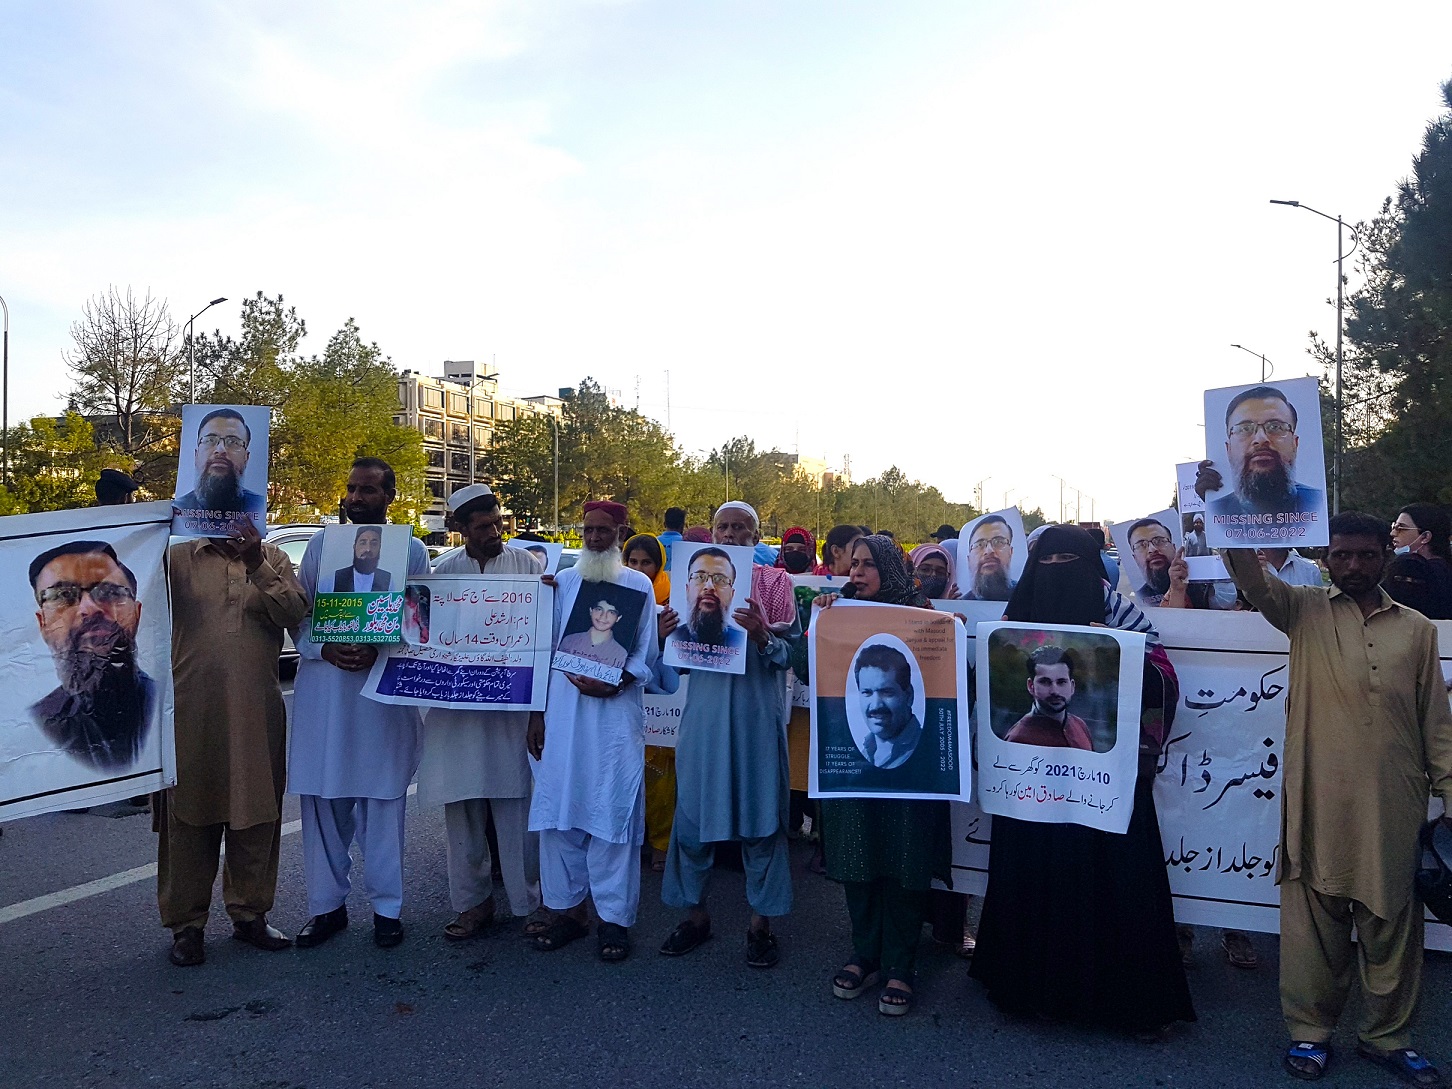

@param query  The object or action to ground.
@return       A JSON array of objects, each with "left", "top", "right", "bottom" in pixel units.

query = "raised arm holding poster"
[
  {"left": 1200, "top": 377, "right": 1329, "bottom": 548},
  {"left": 975, "top": 621, "right": 1146, "bottom": 833},
  {"left": 0, "top": 501, "right": 176, "bottom": 821},
  {"left": 311, "top": 523, "right": 413, "bottom": 643},
  {"left": 364, "top": 574, "right": 552, "bottom": 710},
  {"left": 955, "top": 508, "right": 1026, "bottom": 602},
  {"left": 171, "top": 405, "right": 270, "bottom": 537},
  {"left": 662, "top": 540, "right": 756, "bottom": 675},
  {"left": 809, "top": 600, "right": 970, "bottom": 802}
]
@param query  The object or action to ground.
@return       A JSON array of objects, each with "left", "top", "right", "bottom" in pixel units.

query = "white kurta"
[
  {"left": 528, "top": 565, "right": 656, "bottom": 845},
  {"left": 417, "top": 545, "right": 543, "bottom": 808},
  {"left": 288, "top": 531, "right": 430, "bottom": 800}
]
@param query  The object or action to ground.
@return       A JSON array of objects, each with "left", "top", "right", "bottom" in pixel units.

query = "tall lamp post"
[
  {"left": 1269, "top": 199, "right": 1357, "bottom": 515},
  {"left": 185, "top": 296, "right": 228, "bottom": 402},
  {"left": 1230, "top": 343, "right": 1274, "bottom": 382},
  {"left": 0, "top": 293, "right": 9, "bottom": 489}
]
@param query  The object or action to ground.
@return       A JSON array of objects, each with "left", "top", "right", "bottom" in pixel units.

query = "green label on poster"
[{"left": 312, "top": 591, "right": 404, "bottom": 643}]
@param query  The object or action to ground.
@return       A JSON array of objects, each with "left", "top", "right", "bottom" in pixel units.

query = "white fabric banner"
[{"left": 945, "top": 604, "right": 1452, "bottom": 952}]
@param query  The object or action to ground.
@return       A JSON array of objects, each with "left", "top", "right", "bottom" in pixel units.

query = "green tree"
[
  {"left": 0, "top": 413, "right": 116, "bottom": 513},
  {"left": 190, "top": 292, "right": 305, "bottom": 408}
]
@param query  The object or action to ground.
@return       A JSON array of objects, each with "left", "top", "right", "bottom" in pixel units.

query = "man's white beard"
[{"left": 575, "top": 545, "right": 623, "bottom": 583}]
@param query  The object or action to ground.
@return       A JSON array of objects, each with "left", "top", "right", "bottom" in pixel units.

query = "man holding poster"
[{"left": 415, "top": 484, "right": 546, "bottom": 942}]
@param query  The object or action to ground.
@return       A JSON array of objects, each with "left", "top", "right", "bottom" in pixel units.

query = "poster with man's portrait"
[
  {"left": 552, "top": 578, "right": 649, "bottom": 686},
  {"left": 171, "top": 404, "right": 270, "bottom": 537},
  {"left": 311, "top": 523, "right": 413, "bottom": 643},
  {"left": 808, "top": 601, "right": 970, "bottom": 802},
  {"left": 975, "top": 621, "right": 1144, "bottom": 834},
  {"left": 663, "top": 541, "right": 757, "bottom": 675},
  {"left": 0, "top": 502, "right": 176, "bottom": 821},
  {"left": 509, "top": 540, "right": 563, "bottom": 574},
  {"left": 1200, "top": 377, "right": 1329, "bottom": 548},
  {"left": 1110, "top": 509, "right": 1182, "bottom": 608},
  {"left": 955, "top": 508, "right": 1026, "bottom": 602}
]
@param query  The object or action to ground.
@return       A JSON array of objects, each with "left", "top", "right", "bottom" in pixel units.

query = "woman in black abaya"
[{"left": 968, "top": 525, "right": 1195, "bottom": 1035}]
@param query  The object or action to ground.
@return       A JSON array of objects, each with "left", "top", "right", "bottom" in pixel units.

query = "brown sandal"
[{"left": 443, "top": 900, "right": 495, "bottom": 942}]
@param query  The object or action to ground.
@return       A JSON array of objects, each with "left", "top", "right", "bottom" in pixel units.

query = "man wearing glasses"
[
  {"left": 673, "top": 547, "right": 747, "bottom": 656},
  {"left": 174, "top": 408, "right": 266, "bottom": 522},
  {"left": 1202, "top": 386, "right": 1324, "bottom": 522},
  {"left": 960, "top": 515, "right": 1017, "bottom": 601},
  {"left": 27, "top": 540, "right": 154, "bottom": 770}
]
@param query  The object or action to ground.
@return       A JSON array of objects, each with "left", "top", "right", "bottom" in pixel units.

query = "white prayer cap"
[
  {"left": 446, "top": 483, "right": 494, "bottom": 512},
  {"left": 715, "top": 500, "right": 759, "bottom": 527}
]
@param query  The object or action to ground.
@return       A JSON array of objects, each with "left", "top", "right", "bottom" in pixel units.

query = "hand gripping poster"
[
  {"left": 975, "top": 621, "right": 1146, "bottom": 834},
  {"left": 311, "top": 523, "right": 413, "bottom": 643},
  {"left": 0, "top": 502, "right": 176, "bottom": 820},
  {"left": 662, "top": 541, "right": 757, "bottom": 675},
  {"left": 171, "top": 404, "right": 270, "bottom": 537},
  {"left": 364, "top": 574, "right": 553, "bottom": 711},
  {"left": 1200, "top": 377, "right": 1329, "bottom": 548},
  {"left": 808, "top": 600, "right": 970, "bottom": 802}
]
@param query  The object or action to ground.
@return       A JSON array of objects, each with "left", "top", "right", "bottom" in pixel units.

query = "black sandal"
[
  {"left": 659, "top": 918, "right": 713, "bottom": 956},
  {"left": 598, "top": 922, "right": 631, "bottom": 962},
  {"left": 531, "top": 914, "right": 588, "bottom": 952},
  {"left": 878, "top": 978, "right": 914, "bottom": 1017},
  {"left": 831, "top": 957, "right": 881, "bottom": 999}
]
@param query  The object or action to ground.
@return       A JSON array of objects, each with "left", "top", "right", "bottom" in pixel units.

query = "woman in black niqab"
[{"left": 1004, "top": 524, "right": 1107, "bottom": 626}]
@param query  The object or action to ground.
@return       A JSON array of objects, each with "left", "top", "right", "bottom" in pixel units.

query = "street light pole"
[
  {"left": 1230, "top": 343, "right": 1274, "bottom": 382},
  {"left": 185, "top": 296, "right": 228, "bottom": 403},
  {"left": 0, "top": 293, "right": 9, "bottom": 490},
  {"left": 1269, "top": 200, "right": 1357, "bottom": 515}
]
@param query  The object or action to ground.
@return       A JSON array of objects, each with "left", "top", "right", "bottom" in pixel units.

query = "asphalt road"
[{"left": 2, "top": 692, "right": 1449, "bottom": 1089}]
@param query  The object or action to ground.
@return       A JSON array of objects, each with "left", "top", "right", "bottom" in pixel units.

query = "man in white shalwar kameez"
[
  {"left": 290, "top": 458, "right": 429, "bottom": 950},
  {"left": 527, "top": 500, "right": 657, "bottom": 961},
  {"left": 417, "top": 484, "right": 546, "bottom": 940}
]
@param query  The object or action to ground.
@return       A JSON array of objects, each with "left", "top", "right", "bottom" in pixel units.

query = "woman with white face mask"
[{"left": 1386, "top": 504, "right": 1452, "bottom": 619}]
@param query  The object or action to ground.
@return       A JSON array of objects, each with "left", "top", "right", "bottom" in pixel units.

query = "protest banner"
[
  {"left": 1201, "top": 377, "right": 1329, "bottom": 548},
  {"left": 956, "top": 508, "right": 1026, "bottom": 603},
  {"left": 662, "top": 540, "right": 756, "bottom": 675},
  {"left": 552, "top": 576, "right": 649, "bottom": 686},
  {"left": 975, "top": 621, "right": 1146, "bottom": 833},
  {"left": 644, "top": 673, "right": 689, "bottom": 747},
  {"left": 809, "top": 600, "right": 970, "bottom": 802},
  {"left": 311, "top": 523, "right": 413, "bottom": 643},
  {"left": 171, "top": 404, "right": 270, "bottom": 537},
  {"left": 0, "top": 502, "right": 176, "bottom": 821},
  {"left": 1176, "top": 461, "right": 1205, "bottom": 515},
  {"left": 508, "top": 540, "right": 563, "bottom": 574},
  {"left": 1110, "top": 508, "right": 1181, "bottom": 607},
  {"left": 949, "top": 606, "right": 1452, "bottom": 952},
  {"left": 363, "top": 574, "right": 552, "bottom": 711}
]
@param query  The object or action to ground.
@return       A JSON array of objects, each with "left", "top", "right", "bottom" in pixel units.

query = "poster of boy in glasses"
[
  {"left": 1109, "top": 509, "right": 1182, "bottom": 608},
  {"left": 1197, "top": 379, "right": 1328, "bottom": 548},
  {"left": 171, "top": 405, "right": 270, "bottom": 537},
  {"left": 663, "top": 541, "right": 756, "bottom": 675},
  {"left": 954, "top": 508, "right": 1027, "bottom": 601}
]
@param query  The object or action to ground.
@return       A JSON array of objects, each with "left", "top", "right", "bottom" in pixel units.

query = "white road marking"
[{"left": 0, "top": 784, "right": 416, "bottom": 926}]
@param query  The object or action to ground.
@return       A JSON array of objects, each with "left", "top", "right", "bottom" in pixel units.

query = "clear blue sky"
[{"left": 3, "top": 0, "right": 1450, "bottom": 519}]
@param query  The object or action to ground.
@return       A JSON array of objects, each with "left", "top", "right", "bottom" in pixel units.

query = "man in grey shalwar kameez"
[{"left": 659, "top": 500, "right": 800, "bottom": 968}]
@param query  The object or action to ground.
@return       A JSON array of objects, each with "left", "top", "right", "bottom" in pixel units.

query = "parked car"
[
  {"left": 429, "top": 544, "right": 579, "bottom": 571},
  {"left": 265, "top": 524, "right": 324, "bottom": 676}
]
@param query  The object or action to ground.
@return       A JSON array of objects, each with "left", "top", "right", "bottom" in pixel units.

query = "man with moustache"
[
  {"left": 1202, "top": 385, "right": 1324, "bottom": 526},
  {"left": 290, "top": 457, "right": 430, "bottom": 950},
  {"left": 332, "top": 526, "right": 392, "bottom": 592},
  {"left": 1128, "top": 519, "right": 1179, "bottom": 607},
  {"left": 960, "top": 515, "right": 1017, "bottom": 601},
  {"left": 672, "top": 547, "right": 748, "bottom": 662},
  {"left": 1005, "top": 646, "right": 1093, "bottom": 751},
  {"left": 854, "top": 644, "right": 922, "bottom": 769},
  {"left": 659, "top": 500, "right": 800, "bottom": 969},
  {"left": 1225, "top": 514, "right": 1452, "bottom": 1084},
  {"left": 527, "top": 500, "right": 656, "bottom": 961},
  {"left": 174, "top": 409, "right": 266, "bottom": 521},
  {"left": 28, "top": 541, "right": 155, "bottom": 770},
  {"left": 418, "top": 484, "right": 547, "bottom": 943}
]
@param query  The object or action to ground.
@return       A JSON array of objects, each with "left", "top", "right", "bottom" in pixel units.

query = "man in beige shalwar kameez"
[
  {"left": 158, "top": 515, "right": 308, "bottom": 967},
  {"left": 1225, "top": 511, "right": 1452, "bottom": 1085}
]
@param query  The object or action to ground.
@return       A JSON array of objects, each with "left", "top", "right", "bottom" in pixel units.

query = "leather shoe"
[
  {"left": 232, "top": 916, "right": 292, "bottom": 952},
  {"left": 296, "top": 905, "right": 348, "bottom": 948},
  {"left": 169, "top": 926, "right": 205, "bottom": 967},
  {"left": 373, "top": 913, "right": 404, "bottom": 948}
]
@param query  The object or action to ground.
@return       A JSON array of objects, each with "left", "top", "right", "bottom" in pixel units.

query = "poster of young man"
[
  {"left": 171, "top": 405, "right": 270, "bottom": 537},
  {"left": 0, "top": 502, "right": 176, "bottom": 821},
  {"left": 1200, "top": 377, "right": 1329, "bottom": 548},
  {"left": 955, "top": 508, "right": 1027, "bottom": 602},
  {"left": 310, "top": 523, "right": 413, "bottom": 643},
  {"left": 551, "top": 576, "right": 650, "bottom": 686},
  {"left": 975, "top": 621, "right": 1145, "bottom": 834},
  {"left": 808, "top": 601, "right": 970, "bottom": 802},
  {"left": 662, "top": 540, "right": 756, "bottom": 675},
  {"left": 364, "top": 574, "right": 553, "bottom": 711},
  {"left": 1110, "top": 509, "right": 1182, "bottom": 608}
]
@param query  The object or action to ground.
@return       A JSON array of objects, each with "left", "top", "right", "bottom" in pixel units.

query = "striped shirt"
[{"left": 1105, "top": 587, "right": 1160, "bottom": 646}]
